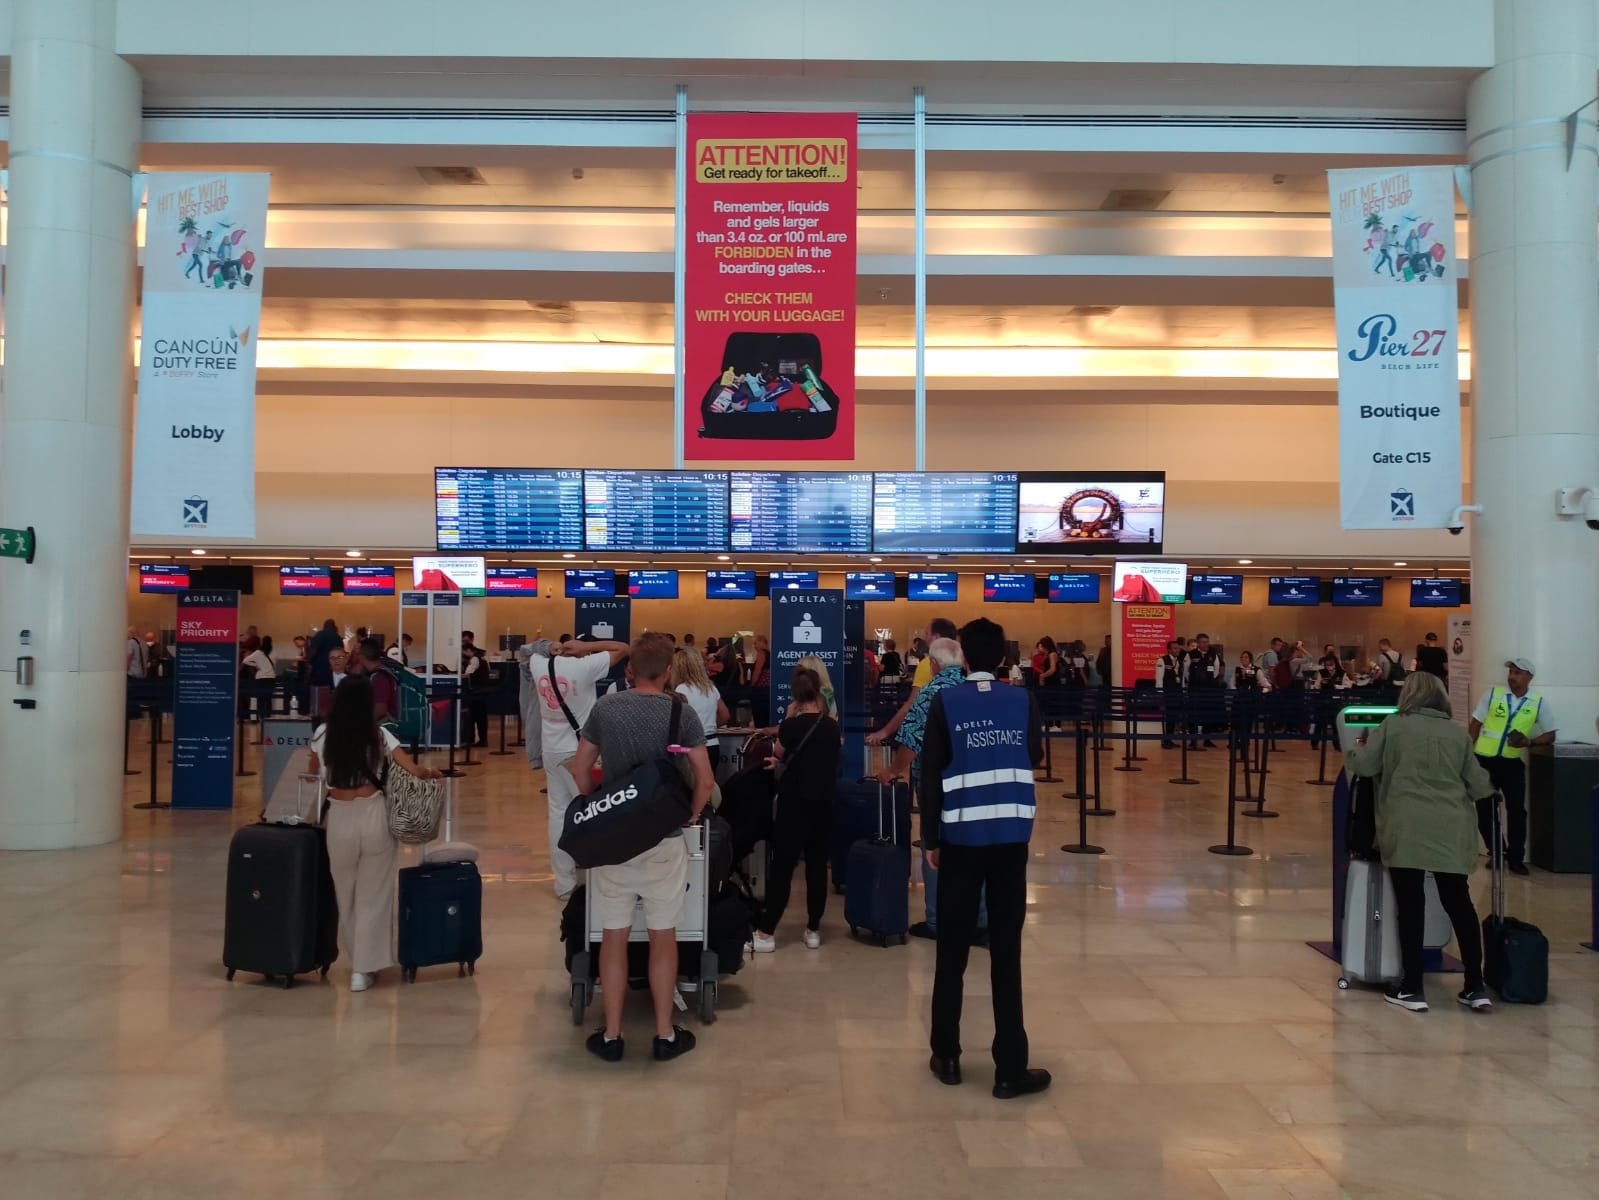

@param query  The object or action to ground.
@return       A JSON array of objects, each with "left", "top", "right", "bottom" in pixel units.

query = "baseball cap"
[{"left": 1505, "top": 657, "right": 1536, "bottom": 676}]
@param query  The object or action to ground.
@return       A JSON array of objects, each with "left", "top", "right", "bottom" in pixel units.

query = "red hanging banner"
[{"left": 683, "top": 112, "right": 857, "bottom": 462}]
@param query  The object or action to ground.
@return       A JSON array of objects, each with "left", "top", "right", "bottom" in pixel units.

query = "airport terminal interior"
[{"left": 3, "top": 1, "right": 1599, "bottom": 1197}]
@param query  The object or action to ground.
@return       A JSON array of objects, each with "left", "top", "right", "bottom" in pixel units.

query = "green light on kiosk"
[{"left": 1341, "top": 705, "right": 1398, "bottom": 726}]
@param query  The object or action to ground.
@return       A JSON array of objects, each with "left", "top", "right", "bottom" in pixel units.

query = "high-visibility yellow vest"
[{"left": 1473, "top": 687, "right": 1543, "bottom": 760}]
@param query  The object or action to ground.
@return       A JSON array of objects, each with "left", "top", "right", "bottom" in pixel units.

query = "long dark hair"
[{"left": 322, "top": 676, "right": 384, "bottom": 789}]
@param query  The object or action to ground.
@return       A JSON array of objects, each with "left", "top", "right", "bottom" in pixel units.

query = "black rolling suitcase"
[
  {"left": 1482, "top": 805, "right": 1549, "bottom": 1004},
  {"left": 696, "top": 332, "right": 842, "bottom": 443},
  {"left": 223, "top": 777, "right": 338, "bottom": 988},
  {"left": 843, "top": 773, "right": 911, "bottom": 946},
  {"left": 397, "top": 777, "right": 483, "bottom": 982},
  {"left": 831, "top": 774, "right": 911, "bottom": 890}
]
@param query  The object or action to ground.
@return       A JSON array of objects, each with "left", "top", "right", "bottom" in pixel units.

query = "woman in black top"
[
  {"left": 1234, "top": 650, "right": 1262, "bottom": 691},
  {"left": 752, "top": 669, "right": 840, "bottom": 953},
  {"left": 1319, "top": 643, "right": 1344, "bottom": 686},
  {"left": 878, "top": 639, "right": 904, "bottom": 682}
]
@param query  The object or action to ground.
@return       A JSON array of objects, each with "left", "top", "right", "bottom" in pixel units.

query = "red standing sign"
[{"left": 684, "top": 112, "right": 857, "bottom": 462}]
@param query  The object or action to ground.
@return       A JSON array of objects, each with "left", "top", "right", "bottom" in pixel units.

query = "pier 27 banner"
[
  {"left": 684, "top": 112, "right": 857, "bottom": 461},
  {"left": 1328, "top": 167, "right": 1461, "bottom": 530},
  {"left": 132, "top": 173, "right": 270, "bottom": 539}
]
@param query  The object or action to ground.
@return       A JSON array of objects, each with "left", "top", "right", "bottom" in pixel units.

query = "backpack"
[{"left": 1384, "top": 650, "right": 1408, "bottom": 682}]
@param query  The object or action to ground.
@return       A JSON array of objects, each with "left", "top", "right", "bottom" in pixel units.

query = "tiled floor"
[{"left": 2, "top": 729, "right": 1596, "bottom": 1198}]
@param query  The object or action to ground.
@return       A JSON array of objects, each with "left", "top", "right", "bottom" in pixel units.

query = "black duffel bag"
[{"left": 559, "top": 700, "right": 694, "bottom": 869}]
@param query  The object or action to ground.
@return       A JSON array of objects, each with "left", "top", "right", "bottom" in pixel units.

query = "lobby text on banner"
[
  {"left": 684, "top": 113, "right": 857, "bottom": 461},
  {"left": 1328, "top": 166, "right": 1461, "bottom": 530},
  {"left": 132, "top": 173, "right": 270, "bottom": 539}
]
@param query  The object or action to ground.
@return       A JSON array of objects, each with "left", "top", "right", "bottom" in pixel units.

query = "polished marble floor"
[{"left": 1, "top": 728, "right": 1596, "bottom": 1199}]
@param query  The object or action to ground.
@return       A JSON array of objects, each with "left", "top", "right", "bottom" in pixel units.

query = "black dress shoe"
[
  {"left": 993, "top": 1067, "right": 1052, "bottom": 1100},
  {"left": 1509, "top": 862, "right": 1530, "bottom": 876},
  {"left": 929, "top": 1054, "right": 962, "bottom": 1086},
  {"left": 909, "top": 921, "right": 936, "bottom": 941},
  {"left": 971, "top": 929, "right": 990, "bottom": 949}
]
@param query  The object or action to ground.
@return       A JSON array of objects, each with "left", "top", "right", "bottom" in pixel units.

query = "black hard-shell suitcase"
[
  {"left": 1482, "top": 805, "right": 1548, "bottom": 1003},
  {"left": 697, "top": 331, "right": 841, "bottom": 442},
  {"left": 397, "top": 861, "right": 483, "bottom": 982},
  {"left": 223, "top": 822, "right": 339, "bottom": 988},
  {"left": 843, "top": 776, "right": 910, "bottom": 945}
]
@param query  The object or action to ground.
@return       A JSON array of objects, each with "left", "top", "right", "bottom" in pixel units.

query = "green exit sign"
[{"left": 0, "top": 526, "right": 36, "bottom": 563}]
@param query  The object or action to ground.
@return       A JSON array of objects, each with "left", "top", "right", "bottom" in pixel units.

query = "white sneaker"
[
  {"left": 751, "top": 931, "right": 777, "bottom": 954},
  {"left": 349, "top": 971, "right": 373, "bottom": 993},
  {"left": 803, "top": 929, "right": 821, "bottom": 950}
]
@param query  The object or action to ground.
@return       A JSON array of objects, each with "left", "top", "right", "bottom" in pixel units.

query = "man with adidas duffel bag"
[
  {"left": 920, "top": 617, "right": 1051, "bottom": 1100},
  {"left": 565, "top": 633, "right": 714, "bottom": 1063}
]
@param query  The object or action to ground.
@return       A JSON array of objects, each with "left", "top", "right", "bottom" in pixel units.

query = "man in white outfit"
[{"left": 529, "top": 636, "right": 628, "bottom": 899}]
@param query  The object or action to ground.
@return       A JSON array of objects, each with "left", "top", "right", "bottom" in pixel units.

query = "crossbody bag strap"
[{"left": 549, "top": 655, "right": 582, "bottom": 734}]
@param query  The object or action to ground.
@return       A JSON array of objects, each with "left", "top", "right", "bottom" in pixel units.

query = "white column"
[
  {"left": 0, "top": 0, "right": 141, "bottom": 848},
  {"left": 1467, "top": 0, "right": 1599, "bottom": 737}
]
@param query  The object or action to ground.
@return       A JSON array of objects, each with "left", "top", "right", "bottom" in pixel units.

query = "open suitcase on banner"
[{"left": 697, "top": 331, "right": 841, "bottom": 442}]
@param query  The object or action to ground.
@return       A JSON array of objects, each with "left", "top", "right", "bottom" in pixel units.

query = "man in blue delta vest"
[{"left": 920, "top": 618, "right": 1050, "bottom": 1100}]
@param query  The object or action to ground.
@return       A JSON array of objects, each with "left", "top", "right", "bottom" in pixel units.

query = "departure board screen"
[
  {"left": 907, "top": 572, "right": 959, "bottom": 602},
  {"left": 341, "top": 566, "right": 395, "bottom": 596},
  {"left": 767, "top": 571, "right": 820, "bottom": 592},
  {"left": 1332, "top": 577, "right": 1384, "bottom": 607},
  {"left": 1410, "top": 578, "right": 1461, "bottom": 608},
  {"left": 872, "top": 471, "right": 1019, "bottom": 554},
  {"left": 1269, "top": 576, "right": 1321, "bottom": 607},
  {"left": 706, "top": 571, "right": 757, "bottom": 600},
  {"left": 627, "top": 570, "right": 680, "bottom": 599},
  {"left": 1188, "top": 574, "right": 1243, "bottom": 605},
  {"left": 729, "top": 471, "right": 874, "bottom": 554},
  {"left": 583, "top": 470, "right": 730, "bottom": 553},
  {"left": 845, "top": 572, "right": 896, "bottom": 600},
  {"left": 435, "top": 468, "right": 584, "bottom": 552},
  {"left": 1048, "top": 573, "right": 1101, "bottom": 604},
  {"left": 280, "top": 566, "right": 331, "bottom": 596},
  {"left": 565, "top": 570, "right": 616, "bottom": 598},
  {"left": 139, "top": 564, "right": 190, "bottom": 594},
  {"left": 983, "top": 573, "right": 1035, "bottom": 603},
  {"left": 485, "top": 568, "right": 539, "bottom": 596}
]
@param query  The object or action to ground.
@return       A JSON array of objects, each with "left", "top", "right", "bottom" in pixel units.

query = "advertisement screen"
[
  {"left": 485, "top": 567, "right": 540, "bottom": 596},
  {"left": 1332, "top": 576, "right": 1384, "bottom": 607},
  {"left": 434, "top": 467, "right": 584, "bottom": 552},
  {"left": 1188, "top": 574, "right": 1243, "bottom": 605},
  {"left": 341, "top": 565, "right": 395, "bottom": 596},
  {"left": 1016, "top": 473, "right": 1166, "bottom": 554},
  {"left": 983, "top": 573, "right": 1035, "bottom": 603},
  {"left": 564, "top": 569, "right": 617, "bottom": 599},
  {"left": 872, "top": 471, "right": 1019, "bottom": 554},
  {"left": 627, "top": 570, "right": 680, "bottom": 599},
  {"left": 412, "top": 555, "right": 487, "bottom": 596},
  {"left": 1269, "top": 576, "right": 1321, "bottom": 607},
  {"left": 844, "top": 571, "right": 896, "bottom": 600},
  {"left": 1112, "top": 561, "right": 1188, "bottom": 604},
  {"left": 582, "top": 469, "right": 730, "bottom": 553},
  {"left": 729, "top": 471, "right": 873, "bottom": 554},
  {"left": 139, "top": 564, "right": 190, "bottom": 594},
  {"left": 1410, "top": 578, "right": 1462, "bottom": 608},
  {"left": 907, "top": 572, "right": 959, "bottom": 602},
  {"left": 1047, "top": 573, "right": 1101, "bottom": 604},
  {"left": 280, "top": 565, "right": 332, "bottom": 596},
  {"left": 767, "top": 571, "right": 819, "bottom": 592},
  {"left": 706, "top": 570, "right": 756, "bottom": 600}
]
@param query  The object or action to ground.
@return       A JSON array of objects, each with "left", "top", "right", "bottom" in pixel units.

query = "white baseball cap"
[{"left": 1505, "top": 657, "right": 1536, "bottom": 676}]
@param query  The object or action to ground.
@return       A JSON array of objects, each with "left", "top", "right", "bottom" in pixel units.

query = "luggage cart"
[{"left": 569, "top": 824, "right": 721, "bottom": 1026}]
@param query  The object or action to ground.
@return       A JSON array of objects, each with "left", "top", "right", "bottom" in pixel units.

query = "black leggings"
[
  {"left": 1389, "top": 867, "right": 1483, "bottom": 994},
  {"left": 760, "top": 791, "right": 831, "bottom": 936}
]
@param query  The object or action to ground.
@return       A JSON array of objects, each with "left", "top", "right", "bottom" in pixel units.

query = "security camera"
[
  {"left": 1554, "top": 487, "right": 1599, "bottom": 530},
  {"left": 1446, "top": 503, "right": 1481, "bottom": 536},
  {"left": 1586, "top": 495, "right": 1599, "bottom": 531}
]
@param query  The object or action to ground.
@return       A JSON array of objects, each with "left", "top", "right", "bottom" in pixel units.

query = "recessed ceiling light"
[
  {"left": 561, "top": 553, "right": 576, "bottom": 559},
  {"left": 1237, "top": 558, "right": 1253, "bottom": 565},
  {"left": 868, "top": 556, "right": 882, "bottom": 563},
  {"left": 1393, "top": 561, "right": 1408, "bottom": 567},
  {"left": 345, "top": 549, "right": 363, "bottom": 558},
  {"left": 191, "top": 548, "right": 207, "bottom": 556},
  {"left": 716, "top": 554, "right": 731, "bottom": 562},
  {"left": 1023, "top": 559, "right": 1036, "bottom": 564}
]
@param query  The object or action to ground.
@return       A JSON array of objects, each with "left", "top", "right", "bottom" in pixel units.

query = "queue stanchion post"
[
  {"left": 1169, "top": 692, "right": 1198, "bottom": 786},
  {"left": 123, "top": 698, "right": 140, "bottom": 777},
  {"left": 491, "top": 713, "right": 512, "bottom": 757},
  {"left": 235, "top": 712, "right": 256, "bottom": 779},
  {"left": 1062, "top": 724, "right": 1106, "bottom": 855},
  {"left": 514, "top": 713, "right": 525, "bottom": 748},
  {"left": 1128, "top": 692, "right": 1148, "bottom": 762},
  {"left": 134, "top": 704, "right": 170, "bottom": 810},
  {"left": 1085, "top": 705, "right": 1116, "bottom": 817},
  {"left": 1036, "top": 694, "right": 1062, "bottom": 784},
  {"left": 1063, "top": 718, "right": 1088, "bottom": 801},
  {"left": 1114, "top": 693, "right": 1140, "bottom": 774},
  {"left": 1208, "top": 720, "right": 1253, "bottom": 857},
  {"left": 441, "top": 691, "right": 465, "bottom": 779},
  {"left": 1306, "top": 697, "right": 1334, "bottom": 786}
]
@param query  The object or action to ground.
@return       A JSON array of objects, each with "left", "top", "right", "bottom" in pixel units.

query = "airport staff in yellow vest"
[{"left": 1468, "top": 657, "right": 1558, "bottom": 876}]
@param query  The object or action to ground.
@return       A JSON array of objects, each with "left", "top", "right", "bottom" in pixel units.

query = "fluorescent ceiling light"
[
  {"left": 1237, "top": 558, "right": 1253, "bottom": 564},
  {"left": 191, "top": 548, "right": 207, "bottom": 556},
  {"left": 345, "top": 549, "right": 363, "bottom": 558},
  {"left": 1393, "top": 561, "right": 1408, "bottom": 567}
]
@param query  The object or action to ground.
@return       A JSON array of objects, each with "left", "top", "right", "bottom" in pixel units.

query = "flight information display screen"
[
  {"left": 767, "top": 571, "right": 820, "bottom": 592},
  {"left": 627, "top": 570, "right": 680, "bottom": 599},
  {"left": 706, "top": 571, "right": 757, "bottom": 600},
  {"left": 1332, "top": 577, "right": 1384, "bottom": 607},
  {"left": 139, "top": 564, "right": 190, "bottom": 594},
  {"left": 1047, "top": 573, "right": 1101, "bottom": 603},
  {"left": 434, "top": 467, "right": 584, "bottom": 552},
  {"left": 730, "top": 471, "right": 874, "bottom": 554},
  {"left": 983, "top": 573, "right": 1035, "bottom": 603},
  {"left": 1410, "top": 578, "right": 1461, "bottom": 608},
  {"left": 583, "top": 470, "right": 730, "bottom": 552},
  {"left": 342, "top": 566, "right": 395, "bottom": 596},
  {"left": 872, "top": 471, "right": 1020, "bottom": 554},
  {"left": 1189, "top": 574, "right": 1243, "bottom": 605},
  {"left": 845, "top": 571, "right": 896, "bottom": 600},
  {"left": 564, "top": 569, "right": 617, "bottom": 598},
  {"left": 1269, "top": 576, "right": 1321, "bottom": 607},
  {"left": 280, "top": 566, "right": 332, "bottom": 596},
  {"left": 907, "top": 572, "right": 959, "bottom": 602},
  {"left": 485, "top": 568, "right": 540, "bottom": 596}
]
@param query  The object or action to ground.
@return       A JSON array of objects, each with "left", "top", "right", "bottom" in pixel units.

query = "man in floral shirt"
[{"left": 876, "top": 638, "right": 986, "bottom": 940}]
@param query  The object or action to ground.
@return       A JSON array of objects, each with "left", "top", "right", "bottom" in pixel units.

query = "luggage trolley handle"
[{"left": 875, "top": 742, "right": 899, "bottom": 845}]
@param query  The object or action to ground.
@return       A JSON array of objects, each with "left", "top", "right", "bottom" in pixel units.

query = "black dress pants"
[
  {"left": 930, "top": 841, "right": 1030, "bottom": 1081},
  {"left": 760, "top": 789, "right": 831, "bottom": 935},
  {"left": 1389, "top": 867, "right": 1484, "bottom": 994},
  {"left": 1476, "top": 755, "right": 1527, "bottom": 868}
]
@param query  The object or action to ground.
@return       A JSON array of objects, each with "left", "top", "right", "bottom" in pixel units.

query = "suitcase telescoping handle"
[
  {"left": 875, "top": 742, "right": 898, "bottom": 844},
  {"left": 1490, "top": 794, "right": 1506, "bottom": 920}
]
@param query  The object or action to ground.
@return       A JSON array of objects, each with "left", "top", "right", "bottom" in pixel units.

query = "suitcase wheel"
[
  {"left": 900, "top": 934, "right": 908, "bottom": 946},
  {"left": 698, "top": 981, "right": 717, "bottom": 1025},
  {"left": 225, "top": 968, "right": 236, "bottom": 982},
  {"left": 319, "top": 966, "right": 329, "bottom": 981},
  {"left": 849, "top": 925, "right": 858, "bottom": 938},
  {"left": 467, "top": 961, "right": 476, "bottom": 976},
  {"left": 1336, "top": 977, "right": 1351, "bottom": 990},
  {"left": 281, "top": 975, "right": 294, "bottom": 990}
]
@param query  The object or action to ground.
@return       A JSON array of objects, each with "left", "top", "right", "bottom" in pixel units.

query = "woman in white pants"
[{"left": 309, "top": 676, "right": 440, "bottom": 991}]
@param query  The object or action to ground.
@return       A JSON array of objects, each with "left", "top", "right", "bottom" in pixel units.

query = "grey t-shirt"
[{"left": 582, "top": 689, "right": 706, "bottom": 783}]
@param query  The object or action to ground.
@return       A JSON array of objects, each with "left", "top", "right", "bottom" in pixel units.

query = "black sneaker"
[
  {"left": 908, "top": 921, "right": 936, "bottom": 941},
  {"left": 993, "top": 1068, "right": 1052, "bottom": 1099},
  {"left": 585, "top": 1030, "right": 624, "bottom": 1062},
  {"left": 653, "top": 1026, "right": 697, "bottom": 1062},
  {"left": 1383, "top": 987, "right": 1429, "bottom": 1012},
  {"left": 1457, "top": 988, "right": 1493, "bottom": 1012},
  {"left": 1509, "top": 862, "right": 1530, "bottom": 877}
]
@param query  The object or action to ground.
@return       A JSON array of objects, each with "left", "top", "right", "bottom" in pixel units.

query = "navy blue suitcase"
[
  {"left": 831, "top": 776, "right": 911, "bottom": 890},
  {"left": 397, "top": 861, "right": 483, "bottom": 982},
  {"left": 842, "top": 777, "right": 910, "bottom": 945}
]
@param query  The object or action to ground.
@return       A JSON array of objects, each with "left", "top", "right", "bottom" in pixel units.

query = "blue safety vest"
[{"left": 937, "top": 680, "right": 1036, "bottom": 847}]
